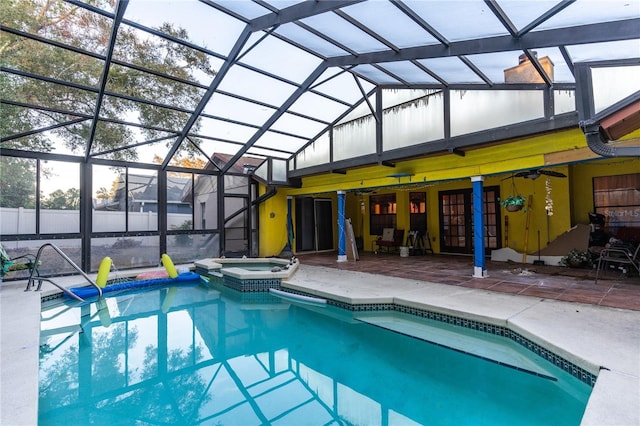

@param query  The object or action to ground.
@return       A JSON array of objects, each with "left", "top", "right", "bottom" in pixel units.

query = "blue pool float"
[{"left": 68, "top": 271, "right": 201, "bottom": 299}]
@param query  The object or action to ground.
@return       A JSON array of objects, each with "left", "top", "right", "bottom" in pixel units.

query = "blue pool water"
[{"left": 39, "top": 282, "right": 592, "bottom": 425}]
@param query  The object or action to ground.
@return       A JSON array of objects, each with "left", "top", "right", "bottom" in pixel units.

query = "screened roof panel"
[
  {"left": 340, "top": 1, "right": 441, "bottom": 49},
  {"left": 192, "top": 116, "right": 258, "bottom": 144},
  {"left": 20, "top": 2, "right": 114, "bottom": 55},
  {"left": 4, "top": 73, "right": 97, "bottom": 115},
  {"left": 216, "top": 66, "right": 298, "bottom": 106},
  {"left": 533, "top": 0, "right": 640, "bottom": 30},
  {"left": 404, "top": 0, "right": 510, "bottom": 42},
  {"left": 100, "top": 96, "right": 191, "bottom": 133},
  {"left": 310, "top": 70, "right": 374, "bottom": 105},
  {"left": 212, "top": 1, "right": 271, "bottom": 20},
  {"left": 299, "top": 13, "right": 391, "bottom": 54},
  {"left": 2, "top": 115, "right": 88, "bottom": 155},
  {"left": 465, "top": 51, "right": 540, "bottom": 84},
  {"left": 112, "top": 25, "right": 218, "bottom": 87},
  {"left": 167, "top": 139, "right": 213, "bottom": 168},
  {"left": 270, "top": 112, "right": 328, "bottom": 139},
  {"left": 246, "top": 145, "right": 292, "bottom": 160},
  {"left": 339, "top": 93, "right": 377, "bottom": 124},
  {"left": 288, "top": 92, "right": 352, "bottom": 123},
  {"left": 237, "top": 35, "right": 323, "bottom": 84},
  {"left": 495, "top": 0, "right": 562, "bottom": 31},
  {"left": 527, "top": 47, "right": 576, "bottom": 83},
  {"left": 376, "top": 61, "right": 441, "bottom": 85},
  {"left": 261, "top": 0, "right": 306, "bottom": 11},
  {"left": 2, "top": 0, "right": 639, "bottom": 175},
  {"left": 186, "top": 138, "right": 245, "bottom": 164},
  {"left": 204, "top": 93, "right": 276, "bottom": 127},
  {"left": 415, "top": 57, "right": 486, "bottom": 84},
  {"left": 91, "top": 131, "right": 176, "bottom": 163},
  {"left": 383, "top": 89, "right": 439, "bottom": 109},
  {"left": 253, "top": 131, "right": 307, "bottom": 153},
  {"left": 351, "top": 64, "right": 403, "bottom": 84},
  {"left": 124, "top": 0, "right": 247, "bottom": 58},
  {"left": 2, "top": 34, "right": 104, "bottom": 88},
  {"left": 566, "top": 40, "right": 640, "bottom": 62},
  {"left": 104, "top": 65, "right": 204, "bottom": 111},
  {"left": 274, "top": 23, "right": 353, "bottom": 58},
  {"left": 90, "top": 121, "right": 170, "bottom": 157}
]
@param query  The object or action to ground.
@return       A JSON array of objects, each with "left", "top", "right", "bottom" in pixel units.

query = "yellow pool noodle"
[
  {"left": 96, "top": 298, "right": 112, "bottom": 327},
  {"left": 161, "top": 254, "right": 178, "bottom": 278},
  {"left": 161, "top": 287, "right": 178, "bottom": 313},
  {"left": 96, "top": 257, "right": 112, "bottom": 288}
]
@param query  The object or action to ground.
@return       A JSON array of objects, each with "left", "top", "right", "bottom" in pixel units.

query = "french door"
[{"left": 439, "top": 187, "right": 501, "bottom": 254}]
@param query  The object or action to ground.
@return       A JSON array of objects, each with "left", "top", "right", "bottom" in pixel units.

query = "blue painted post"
[
  {"left": 337, "top": 190, "right": 347, "bottom": 262},
  {"left": 471, "top": 176, "right": 487, "bottom": 277}
]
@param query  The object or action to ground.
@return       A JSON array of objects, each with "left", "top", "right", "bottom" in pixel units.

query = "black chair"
[{"left": 595, "top": 243, "right": 640, "bottom": 284}]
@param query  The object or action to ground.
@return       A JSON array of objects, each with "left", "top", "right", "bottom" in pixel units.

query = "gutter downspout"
[{"left": 580, "top": 120, "right": 640, "bottom": 157}]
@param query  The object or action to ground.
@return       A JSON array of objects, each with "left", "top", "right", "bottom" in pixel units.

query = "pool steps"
[
  {"left": 269, "top": 288, "right": 327, "bottom": 305},
  {"left": 278, "top": 286, "right": 598, "bottom": 387},
  {"left": 356, "top": 312, "right": 557, "bottom": 381}
]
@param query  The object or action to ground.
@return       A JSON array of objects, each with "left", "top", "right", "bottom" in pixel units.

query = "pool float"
[
  {"left": 68, "top": 271, "right": 200, "bottom": 299},
  {"left": 136, "top": 270, "right": 169, "bottom": 280},
  {"left": 95, "top": 257, "right": 112, "bottom": 288},
  {"left": 67, "top": 255, "right": 198, "bottom": 300},
  {"left": 161, "top": 253, "right": 178, "bottom": 278},
  {"left": 161, "top": 286, "right": 178, "bottom": 313}
]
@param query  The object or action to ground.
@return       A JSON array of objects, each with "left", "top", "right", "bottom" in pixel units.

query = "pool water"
[{"left": 38, "top": 283, "right": 592, "bottom": 425}]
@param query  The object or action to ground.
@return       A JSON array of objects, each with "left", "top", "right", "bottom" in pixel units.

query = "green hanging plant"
[
  {"left": 501, "top": 194, "right": 526, "bottom": 212},
  {"left": 502, "top": 176, "right": 527, "bottom": 212}
]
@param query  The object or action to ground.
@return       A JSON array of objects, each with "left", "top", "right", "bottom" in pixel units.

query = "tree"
[
  {"left": 153, "top": 153, "right": 207, "bottom": 172},
  {"left": 0, "top": 156, "right": 36, "bottom": 208},
  {"left": 41, "top": 188, "right": 80, "bottom": 210},
  {"left": 0, "top": 0, "right": 216, "bottom": 160}
]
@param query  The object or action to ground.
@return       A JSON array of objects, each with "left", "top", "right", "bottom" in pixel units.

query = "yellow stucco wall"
[
  {"left": 258, "top": 127, "right": 639, "bottom": 257},
  {"left": 258, "top": 189, "right": 290, "bottom": 257}
]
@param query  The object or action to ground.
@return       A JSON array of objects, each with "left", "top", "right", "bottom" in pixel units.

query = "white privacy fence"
[{"left": 1, "top": 208, "right": 191, "bottom": 234}]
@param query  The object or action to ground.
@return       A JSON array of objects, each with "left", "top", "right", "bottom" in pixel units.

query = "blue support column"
[
  {"left": 337, "top": 190, "right": 347, "bottom": 262},
  {"left": 471, "top": 176, "right": 487, "bottom": 278}
]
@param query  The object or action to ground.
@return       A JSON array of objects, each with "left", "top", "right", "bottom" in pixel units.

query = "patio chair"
[
  {"left": 0, "top": 244, "right": 39, "bottom": 281},
  {"left": 595, "top": 243, "right": 640, "bottom": 284},
  {"left": 375, "top": 228, "right": 404, "bottom": 254}
]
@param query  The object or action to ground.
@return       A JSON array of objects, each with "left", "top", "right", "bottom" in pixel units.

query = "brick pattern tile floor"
[{"left": 296, "top": 252, "right": 640, "bottom": 311}]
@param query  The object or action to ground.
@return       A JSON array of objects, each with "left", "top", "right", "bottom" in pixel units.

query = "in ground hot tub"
[{"left": 194, "top": 257, "right": 298, "bottom": 292}]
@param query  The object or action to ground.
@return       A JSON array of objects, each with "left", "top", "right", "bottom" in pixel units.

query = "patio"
[{"left": 296, "top": 252, "right": 640, "bottom": 311}]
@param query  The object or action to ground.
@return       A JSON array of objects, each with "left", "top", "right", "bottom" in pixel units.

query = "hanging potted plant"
[
  {"left": 501, "top": 194, "right": 526, "bottom": 212},
  {"left": 501, "top": 175, "right": 527, "bottom": 212}
]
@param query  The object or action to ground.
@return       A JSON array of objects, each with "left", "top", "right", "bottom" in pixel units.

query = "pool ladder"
[{"left": 24, "top": 243, "right": 102, "bottom": 302}]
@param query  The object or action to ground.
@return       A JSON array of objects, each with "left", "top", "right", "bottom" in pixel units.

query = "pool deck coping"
[{"left": 1, "top": 263, "right": 639, "bottom": 426}]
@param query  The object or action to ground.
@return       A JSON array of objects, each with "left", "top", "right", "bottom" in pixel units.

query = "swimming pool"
[{"left": 39, "top": 281, "right": 592, "bottom": 425}]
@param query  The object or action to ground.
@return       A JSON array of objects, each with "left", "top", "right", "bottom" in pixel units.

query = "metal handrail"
[{"left": 25, "top": 243, "right": 103, "bottom": 301}]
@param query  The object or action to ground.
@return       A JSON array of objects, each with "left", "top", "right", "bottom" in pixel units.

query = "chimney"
[{"left": 504, "top": 51, "right": 554, "bottom": 83}]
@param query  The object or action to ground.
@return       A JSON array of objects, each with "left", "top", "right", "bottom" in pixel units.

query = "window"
[
  {"left": 409, "top": 192, "right": 426, "bottom": 232},
  {"left": 593, "top": 173, "right": 640, "bottom": 233},
  {"left": 369, "top": 194, "right": 396, "bottom": 235}
]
